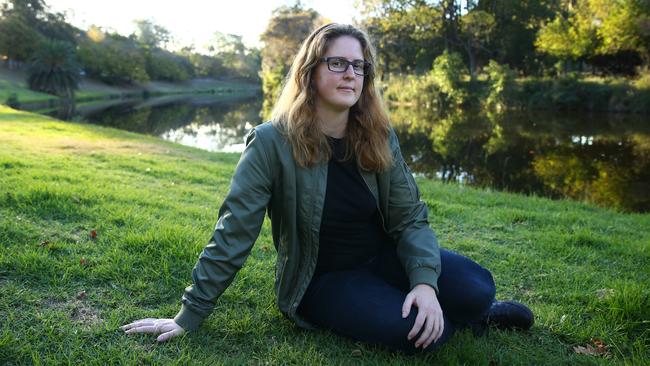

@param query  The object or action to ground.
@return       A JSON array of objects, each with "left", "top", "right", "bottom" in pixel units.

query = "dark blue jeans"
[{"left": 297, "top": 247, "right": 496, "bottom": 354}]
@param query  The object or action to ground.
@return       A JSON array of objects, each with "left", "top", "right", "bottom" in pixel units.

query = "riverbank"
[
  {"left": 1, "top": 106, "right": 648, "bottom": 364},
  {"left": 0, "top": 66, "right": 260, "bottom": 108},
  {"left": 384, "top": 73, "right": 650, "bottom": 114}
]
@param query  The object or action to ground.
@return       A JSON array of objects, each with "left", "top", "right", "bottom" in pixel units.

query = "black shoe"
[{"left": 486, "top": 300, "right": 534, "bottom": 330}]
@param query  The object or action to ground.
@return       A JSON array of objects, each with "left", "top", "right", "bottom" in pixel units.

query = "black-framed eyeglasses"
[{"left": 320, "top": 57, "right": 371, "bottom": 76}]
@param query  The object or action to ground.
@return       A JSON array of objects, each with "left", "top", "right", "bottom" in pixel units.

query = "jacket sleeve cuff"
[
  {"left": 173, "top": 304, "right": 205, "bottom": 332},
  {"left": 409, "top": 267, "right": 440, "bottom": 294}
]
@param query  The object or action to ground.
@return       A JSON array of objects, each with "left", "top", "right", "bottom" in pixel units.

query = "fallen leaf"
[
  {"left": 90, "top": 230, "right": 97, "bottom": 239},
  {"left": 39, "top": 240, "right": 50, "bottom": 247},
  {"left": 351, "top": 349, "right": 362, "bottom": 357},
  {"left": 573, "top": 345, "right": 597, "bottom": 356},
  {"left": 76, "top": 291, "right": 86, "bottom": 300},
  {"left": 573, "top": 338, "right": 610, "bottom": 358},
  {"left": 79, "top": 258, "right": 88, "bottom": 266}
]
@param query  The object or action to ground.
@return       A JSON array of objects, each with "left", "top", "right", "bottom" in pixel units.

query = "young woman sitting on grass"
[{"left": 121, "top": 23, "right": 534, "bottom": 354}]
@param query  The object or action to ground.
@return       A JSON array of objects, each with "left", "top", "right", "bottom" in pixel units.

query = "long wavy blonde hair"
[{"left": 271, "top": 23, "right": 393, "bottom": 172}]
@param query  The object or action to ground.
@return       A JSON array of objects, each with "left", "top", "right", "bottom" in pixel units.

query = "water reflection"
[
  {"left": 43, "top": 94, "right": 262, "bottom": 153},
  {"left": 391, "top": 107, "right": 650, "bottom": 212},
  {"left": 33, "top": 95, "right": 650, "bottom": 212}
]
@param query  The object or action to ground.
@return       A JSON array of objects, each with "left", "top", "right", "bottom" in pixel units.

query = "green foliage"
[
  {"left": 77, "top": 36, "right": 149, "bottom": 85},
  {"left": 0, "top": 14, "right": 43, "bottom": 61},
  {"left": 383, "top": 73, "right": 441, "bottom": 111},
  {"left": 476, "top": 0, "right": 558, "bottom": 74},
  {"left": 27, "top": 39, "right": 80, "bottom": 97},
  {"left": 536, "top": 0, "right": 650, "bottom": 67},
  {"left": 484, "top": 60, "right": 515, "bottom": 111},
  {"left": 133, "top": 19, "right": 171, "bottom": 49},
  {"left": 515, "top": 77, "right": 650, "bottom": 113},
  {"left": 361, "top": 1, "right": 443, "bottom": 75},
  {"left": 430, "top": 51, "right": 468, "bottom": 105},
  {"left": 145, "top": 49, "right": 193, "bottom": 82},
  {"left": 633, "top": 69, "right": 650, "bottom": 90},
  {"left": 5, "top": 92, "right": 19, "bottom": 107},
  {"left": 206, "top": 32, "right": 261, "bottom": 81},
  {"left": 458, "top": 9, "right": 496, "bottom": 78},
  {"left": 535, "top": 4, "right": 596, "bottom": 61},
  {"left": 259, "top": 4, "right": 324, "bottom": 118},
  {"left": 187, "top": 53, "right": 224, "bottom": 78}
]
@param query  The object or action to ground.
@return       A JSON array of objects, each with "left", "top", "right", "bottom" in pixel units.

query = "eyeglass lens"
[{"left": 327, "top": 57, "right": 367, "bottom": 75}]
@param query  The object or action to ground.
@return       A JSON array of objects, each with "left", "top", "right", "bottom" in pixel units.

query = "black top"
[{"left": 314, "top": 136, "right": 392, "bottom": 275}]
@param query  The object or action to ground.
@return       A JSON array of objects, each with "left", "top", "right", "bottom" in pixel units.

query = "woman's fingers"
[
  {"left": 423, "top": 312, "right": 443, "bottom": 349},
  {"left": 120, "top": 318, "right": 156, "bottom": 331},
  {"left": 401, "top": 293, "right": 415, "bottom": 318},
  {"left": 407, "top": 309, "right": 426, "bottom": 341},
  {"left": 415, "top": 314, "right": 434, "bottom": 348},
  {"left": 157, "top": 327, "right": 184, "bottom": 342},
  {"left": 125, "top": 325, "right": 158, "bottom": 334},
  {"left": 434, "top": 311, "right": 444, "bottom": 341},
  {"left": 121, "top": 318, "right": 185, "bottom": 340}
]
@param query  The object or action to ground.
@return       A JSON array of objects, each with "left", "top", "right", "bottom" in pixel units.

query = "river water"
[{"left": 31, "top": 94, "right": 650, "bottom": 212}]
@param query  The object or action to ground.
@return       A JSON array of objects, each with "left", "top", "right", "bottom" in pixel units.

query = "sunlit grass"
[
  {"left": 1, "top": 105, "right": 648, "bottom": 365},
  {"left": 0, "top": 77, "right": 54, "bottom": 103}
]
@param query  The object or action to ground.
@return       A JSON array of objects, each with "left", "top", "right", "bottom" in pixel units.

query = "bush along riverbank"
[
  {"left": 0, "top": 66, "right": 261, "bottom": 110},
  {"left": 1, "top": 105, "right": 648, "bottom": 364},
  {"left": 383, "top": 53, "right": 650, "bottom": 114}
]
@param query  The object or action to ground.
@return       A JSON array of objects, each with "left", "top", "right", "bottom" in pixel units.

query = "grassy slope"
[
  {"left": 0, "top": 67, "right": 259, "bottom": 105},
  {"left": 0, "top": 105, "right": 648, "bottom": 365}
]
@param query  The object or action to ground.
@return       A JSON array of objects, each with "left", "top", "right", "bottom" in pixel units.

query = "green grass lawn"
[{"left": 0, "top": 105, "right": 648, "bottom": 365}]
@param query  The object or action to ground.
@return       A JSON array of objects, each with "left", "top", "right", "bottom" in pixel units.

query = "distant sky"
[{"left": 46, "top": 0, "right": 357, "bottom": 51}]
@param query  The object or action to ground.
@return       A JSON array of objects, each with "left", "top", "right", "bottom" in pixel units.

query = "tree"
[
  {"left": 0, "top": 13, "right": 43, "bottom": 63},
  {"left": 206, "top": 32, "right": 260, "bottom": 80},
  {"left": 259, "top": 4, "right": 325, "bottom": 117},
  {"left": 458, "top": 9, "right": 495, "bottom": 79},
  {"left": 477, "top": 0, "right": 561, "bottom": 74},
  {"left": 361, "top": 0, "right": 443, "bottom": 75},
  {"left": 430, "top": 51, "right": 468, "bottom": 105},
  {"left": 27, "top": 39, "right": 80, "bottom": 97},
  {"left": 77, "top": 34, "right": 149, "bottom": 85},
  {"left": 535, "top": 1, "right": 596, "bottom": 62},
  {"left": 536, "top": 0, "right": 650, "bottom": 72},
  {"left": 0, "top": 0, "right": 47, "bottom": 25},
  {"left": 133, "top": 19, "right": 172, "bottom": 49}
]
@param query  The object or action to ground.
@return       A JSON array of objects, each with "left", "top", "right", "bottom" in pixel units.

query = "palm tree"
[{"left": 28, "top": 39, "right": 80, "bottom": 98}]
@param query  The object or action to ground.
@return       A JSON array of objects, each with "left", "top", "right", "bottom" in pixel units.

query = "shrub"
[
  {"left": 484, "top": 60, "right": 515, "bottom": 111},
  {"left": 27, "top": 39, "right": 80, "bottom": 98},
  {"left": 430, "top": 51, "right": 468, "bottom": 105},
  {"left": 5, "top": 93, "right": 20, "bottom": 108},
  {"left": 77, "top": 37, "right": 149, "bottom": 85}
]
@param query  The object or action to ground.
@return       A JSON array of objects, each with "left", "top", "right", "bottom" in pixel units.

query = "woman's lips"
[{"left": 337, "top": 87, "right": 354, "bottom": 92}]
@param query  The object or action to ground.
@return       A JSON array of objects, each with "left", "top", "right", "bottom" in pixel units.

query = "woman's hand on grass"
[
  {"left": 402, "top": 284, "right": 444, "bottom": 349},
  {"left": 121, "top": 318, "right": 185, "bottom": 342}
]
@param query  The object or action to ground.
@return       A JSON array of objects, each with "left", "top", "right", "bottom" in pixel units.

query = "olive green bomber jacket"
[{"left": 173, "top": 121, "right": 441, "bottom": 331}]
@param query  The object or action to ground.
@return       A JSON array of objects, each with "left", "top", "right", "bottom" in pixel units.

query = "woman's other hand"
[
  {"left": 401, "top": 284, "right": 444, "bottom": 349},
  {"left": 121, "top": 318, "right": 185, "bottom": 342}
]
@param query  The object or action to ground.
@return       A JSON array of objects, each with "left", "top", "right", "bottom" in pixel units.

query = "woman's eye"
[{"left": 330, "top": 60, "right": 343, "bottom": 67}]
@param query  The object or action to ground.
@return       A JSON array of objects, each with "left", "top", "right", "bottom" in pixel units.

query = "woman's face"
[{"left": 312, "top": 35, "right": 365, "bottom": 115}]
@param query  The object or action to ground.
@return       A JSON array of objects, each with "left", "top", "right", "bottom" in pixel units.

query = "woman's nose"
[{"left": 343, "top": 64, "right": 356, "bottom": 78}]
